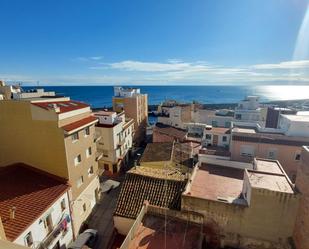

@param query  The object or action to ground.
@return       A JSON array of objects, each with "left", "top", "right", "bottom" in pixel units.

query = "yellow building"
[
  {"left": 94, "top": 110, "right": 134, "bottom": 174},
  {"left": 0, "top": 97, "right": 101, "bottom": 236},
  {"left": 112, "top": 87, "right": 148, "bottom": 146}
]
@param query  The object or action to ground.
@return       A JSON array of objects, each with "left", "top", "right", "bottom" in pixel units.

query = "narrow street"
[{"left": 87, "top": 183, "right": 121, "bottom": 249}]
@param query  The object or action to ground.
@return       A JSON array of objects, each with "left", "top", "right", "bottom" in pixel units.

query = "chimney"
[{"left": 9, "top": 207, "right": 16, "bottom": 219}]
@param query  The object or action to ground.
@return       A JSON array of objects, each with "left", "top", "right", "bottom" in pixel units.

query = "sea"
[
  {"left": 23, "top": 85, "right": 309, "bottom": 124},
  {"left": 23, "top": 85, "right": 309, "bottom": 108}
]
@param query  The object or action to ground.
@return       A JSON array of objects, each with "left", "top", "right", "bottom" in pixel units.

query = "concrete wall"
[
  {"left": 113, "top": 216, "right": 135, "bottom": 235},
  {"left": 0, "top": 101, "right": 69, "bottom": 178},
  {"left": 293, "top": 146, "right": 309, "bottom": 249},
  {"left": 182, "top": 188, "right": 299, "bottom": 249}
]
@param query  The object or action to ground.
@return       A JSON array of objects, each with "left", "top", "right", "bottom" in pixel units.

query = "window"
[
  {"left": 72, "top": 132, "right": 79, "bottom": 142},
  {"left": 295, "top": 153, "right": 301, "bottom": 161},
  {"left": 240, "top": 145, "right": 254, "bottom": 158},
  {"left": 225, "top": 121, "right": 231, "bottom": 128},
  {"left": 103, "top": 150, "right": 108, "bottom": 158},
  {"left": 222, "top": 136, "right": 227, "bottom": 142},
  {"left": 77, "top": 176, "right": 84, "bottom": 188},
  {"left": 211, "top": 121, "right": 218, "bottom": 127},
  {"left": 205, "top": 134, "right": 212, "bottom": 140},
  {"left": 60, "top": 199, "right": 66, "bottom": 212},
  {"left": 267, "top": 149, "right": 277, "bottom": 160},
  {"left": 24, "top": 232, "right": 33, "bottom": 247},
  {"left": 235, "top": 114, "right": 242, "bottom": 120},
  {"left": 104, "top": 164, "right": 109, "bottom": 171},
  {"left": 86, "top": 147, "right": 92, "bottom": 157},
  {"left": 43, "top": 214, "right": 53, "bottom": 233},
  {"left": 88, "top": 166, "right": 94, "bottom": 176},
  {"left": 82, "top": 203, "right": 87, "bottom": 213},
  {"left": 74, "top": 155, "right": 81, "bottom": 166},
  {"left": 85, "top": 127, "right": 90, "bottom": 136}
]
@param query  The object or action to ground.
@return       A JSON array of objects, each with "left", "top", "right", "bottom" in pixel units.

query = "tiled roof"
[
  {"left": 0, "top": 163, "right": 69, "bottom": 241},
  {"left": 32, "top": 100, "right": 89, "bottom": 113},
  {"left": 114, "top": 168, "right": 187, "bottom": 219},
  {"left": 140, "top": 142, "right": 173, "bottom": 162},
  {"left": 61, "top": 116, "right": 98, "bottom": 132},
  {"left": 154, "top": 123, "right": 187, "bottom": 141}
]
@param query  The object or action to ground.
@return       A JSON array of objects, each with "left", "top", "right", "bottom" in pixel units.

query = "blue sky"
[{"left": 0, "top": 0, "right": 309, "bottom": 85}]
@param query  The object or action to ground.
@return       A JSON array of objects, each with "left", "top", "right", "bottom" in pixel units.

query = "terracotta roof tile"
[
  {"left": 61, "top": 116, "right": 98, "bottom": 132},
  {"left": 154, "top": 123, "right": 187, "bottom": 141},
  {"left": 114, "top": 169, "right": 186, "bottom": 219},
  {"left": 0, "top": 163, "right": 69, "bottom": 241},
  {"left": 32, "top": 100, "right": 89, "bottom": 114}
]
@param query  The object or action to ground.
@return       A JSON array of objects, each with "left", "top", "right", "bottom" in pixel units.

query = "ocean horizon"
[{"left": 23, "top": 85, "right": 309, "bottom": 108}]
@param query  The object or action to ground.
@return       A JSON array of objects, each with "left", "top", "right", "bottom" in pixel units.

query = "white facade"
[
  {"left": 14, "top": 192, "right": 73, "bottom": 249},
  {"left": 202, "top": 127, "right": 231, "bottom": 148},
  {"left": 234, "top": 96, "right": 262, "bottom": 123},
  {"left": 95, "top": 112, "right": 134, "bottom": 172},
  {"left": 208, "top": 115, "right": 233, "bottom": 128},
  {"left": 279, "top": 114, "right": 309, "bottom": 137},
  {"left": 114, "top": 87, "right": 140, "bottom": 98},
  {"left": 12, "top": 89, "right": 56, "bottom": 99}
]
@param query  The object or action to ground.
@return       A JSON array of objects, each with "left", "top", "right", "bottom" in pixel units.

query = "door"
[{"left": 213, "top": 135, "right": 218, "bottom": 146}]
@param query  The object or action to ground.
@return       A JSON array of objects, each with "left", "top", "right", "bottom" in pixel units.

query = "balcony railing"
[
  {"left": 96, "top": 152, "right": 103, "bottom": 161},
  {"left": 37, "top": 214, "right": 71, "bottom": 249}
]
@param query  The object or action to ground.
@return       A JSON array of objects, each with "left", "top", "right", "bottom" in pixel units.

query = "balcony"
[
  {"left": 96, "top": 152, "right": 103, "bottom": 161},
  {"left": 94, "top": 134, "right": 102, "bottom": 143},
  {"left": 37, "top": 215, "right": 71, "bottom": 249}
]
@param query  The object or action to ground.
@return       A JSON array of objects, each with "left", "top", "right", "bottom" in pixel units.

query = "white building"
[
  {"left": 279, "top": 114, "right": 309, "bottom": 137},
  {"left": 203, "top": 126, "right": 231, "bottom": 148},
  {"left": 234, "top": 96, "right": 263, "bottom": 123},
  {"left": 0, "top": 164, "right": 73, "bottom": 249},
  {"left": 95, "top": 110, "right": 134, "bottom": 174},
  {"left": 114, "top": 86, "right": 140, "bottom": 98}
]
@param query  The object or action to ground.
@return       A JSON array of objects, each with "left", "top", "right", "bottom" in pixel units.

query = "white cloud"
[
  {"left": 3, "top": 59, "right": 309, "bottom": 85},
  {"left": 252, "top": 60, "right": 309, "bottom": 69}
]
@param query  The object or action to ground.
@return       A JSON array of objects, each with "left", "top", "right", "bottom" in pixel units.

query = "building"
[
  {"left": 153, "top": 123, "right": 187, "bottom": 143},
  {"left": 182, "top": 158, "right": 299, "bottom": 249},
  {"left": 234, "top": 96, "right": 265, "bottom": 124},
  {"left": 139, "top": 142, "right": 194, "bottom": 172},
  {"left": 265, "top": 107, "right": 296, "bottom": 128},
  {"left": 0, "top": 163, "right": 73, "bottom": 249},
  {"left": 112, "top": 87, "right": 148, "bottom": 146},
  {"left": 203, "top": 126, "right": 231, "bottom": 148},
  {"left": 113, "top": 167, "right": 187, "bottom": 235},
  {"left": 0, "top": 97, "right": 101, "bottom": 236},
  {"left": 293, "top": 146, "right": 309, "bottom": 249},
  {"left": 0, "top": 81, "right": 55, "bottom": 100},
  {"left": 157, "top": 103, "right": 192, "bottom": 129},
  {"left": 94, "top": 110, "right": 134, "bottom": 174},
  {"left": 207, "top": 109, "right": 234, "bottom": 128},
  {"left": 279, "top": 114, "right": 309, "bottom": 137},
  {"left": 117, "top": 202, "right": 204, "bottom": 249},
  {"left": 230, "top": 126, "right": 309, "bottom": 181}
]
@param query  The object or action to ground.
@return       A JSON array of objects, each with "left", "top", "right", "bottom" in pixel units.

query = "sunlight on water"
[{"left": 255, "top": 85, "right": 309, "bottom": 101}]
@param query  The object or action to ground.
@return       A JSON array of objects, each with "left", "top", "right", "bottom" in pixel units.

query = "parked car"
[{"left": 68, "top": 229, "right": 98, "bottom": 249}]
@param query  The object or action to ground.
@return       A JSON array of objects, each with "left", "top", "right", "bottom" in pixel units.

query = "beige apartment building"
[
  {"left": 0, "top": 97, "right": 101, "bottom": 236},
  {"left": 230, "top": 127, "right": 309, "bottom": 181},
  {"left": 94, "top": 110, "right": 134, "bottom": 174},
  {"left": 112, "top": 87, "right": 148, "bottom": 146},
  {"left": 293, "top": 146, "right": 309, "bottom": 249}
]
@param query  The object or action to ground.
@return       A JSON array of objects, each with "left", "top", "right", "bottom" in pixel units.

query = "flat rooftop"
[
  {"left": 282, "top": 114, "right": 309, "bottom": 122},
  {"left": 232, "top": 127, "right": 256, "bottom": 134},
  {"left": 129, "top": 214, "right": 201, "bottom": 249},
  {"left": 254, "top": 159, "right": 283, "bottom": 174},
  {"left": 94, "top": 110, "right": 116, "bottom": 116},
  {"left": 185, "top": 164, "right": 244, "bottom": 203},
  {"left": 247, "top": 171, "right": 294, "bottom": 193}
]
